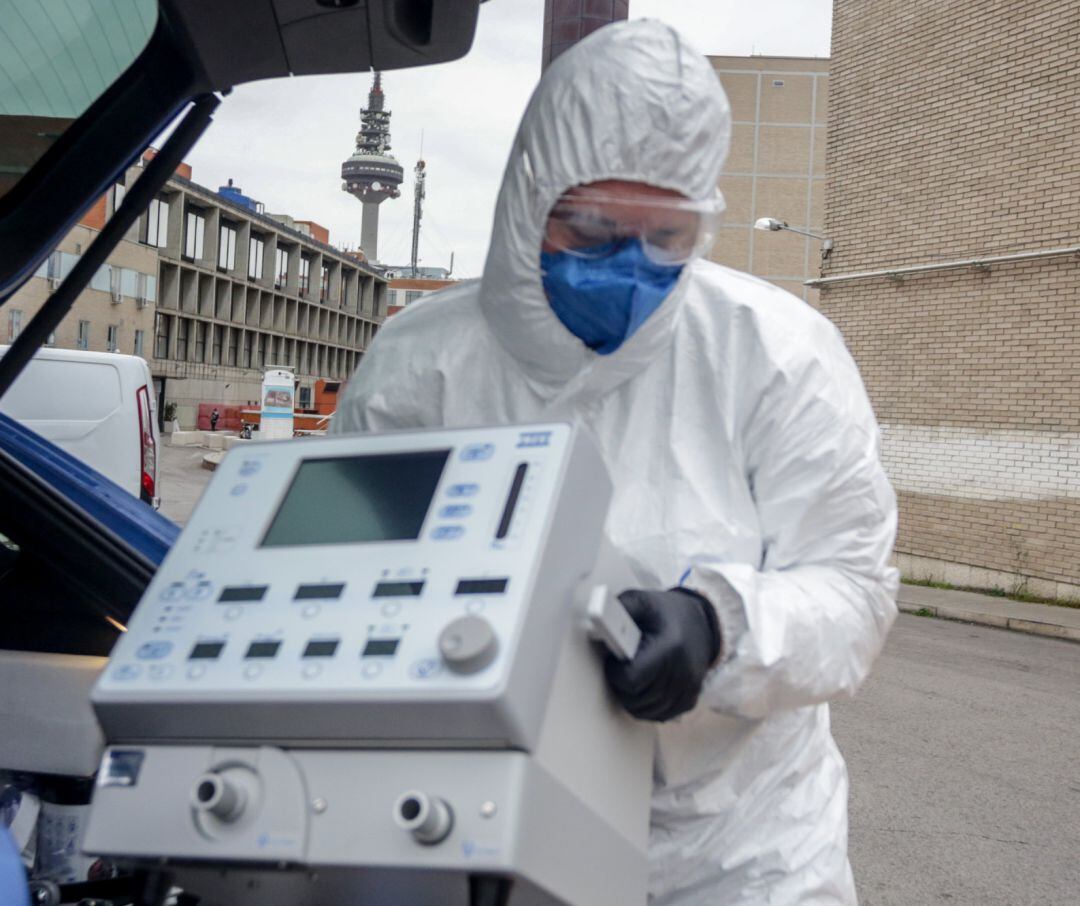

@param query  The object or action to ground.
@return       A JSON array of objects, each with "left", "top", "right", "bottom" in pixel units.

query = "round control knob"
[
  {"left": 192, "top": 772, "right": 246, "bottom": 822},
  {"left": 394, "top": 790, "right": 453, "bottom": 845},
  {"left": 438, "top": 615, "right": 498, "bottom": 674}
]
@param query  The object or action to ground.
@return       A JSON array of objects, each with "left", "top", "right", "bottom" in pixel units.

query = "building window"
[
  {"left": 211, "top": 325, "right": 222, "bottom": 365},
  {"left": 248, "top": 236, "right": 265, "bottom": 280},
  {"left": 227, "top": 328, "right": 238, "bottom": 366},
  {"left": 183, "top": 209, "right": 205, "bottom": 260},
  {"left": 134, "top": 329, "right": 145, "bottom": 358},
  {"left": 112, "top": 182, "right": 126, "bottom": 216},
  {"left": 298, "top": 385, "right": 312, "bottom": 409},
  {"left": 77, "top": 320, "right": 90, "bottom": 350},
  {"left": 243, "top": 331, "right": 253, "bottom": 368},
  {"left": 405, "top": 290, "right": 422, "bottom": 305},
  {"left": 257, "top": 333, "right": 267, "bottom": 368},
  {"left": 46, "top": 331, "right": 55, "bottom": 347},
  {"left": 134, "top": 271, "right": 155, "bottom": 307},
  {"left": 195, "top": 321, "right": 207, "bottom": 363},
  {"left": 154, "top": 314, "right": 170, "bottom": 359},
  {"left": 176, "top": 319, "right": 190, "bottom": 361},
  {"left": 144, "top": 198, "right": 169, "bottom": 248},
  {"left": 275, "top": 247, "right": 289, "bottom": 289},
  {"left": 299, "top": 256, "right": 311, "bottom": 296},
  {"left": 320, "top": 265, "right": 330, "bottom": 301},
  {"left": 7, "top": 309, "right": 22, "bottom": 342},
  {"left": 107, "top": 324, "right": 119, "bottom": 353},
  {"left": 218, "top": 224, "right": 237, "bottom": 271}
]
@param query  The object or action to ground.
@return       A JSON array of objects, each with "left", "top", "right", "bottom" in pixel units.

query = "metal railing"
[{"left": 805, "top": 245, "right": 1080, "bottom": 287}]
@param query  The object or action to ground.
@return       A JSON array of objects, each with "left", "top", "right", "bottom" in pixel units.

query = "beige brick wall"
[
  {"left": 708, "top": 56, "right": 829, "bottom": 305},
  {"left": 5, "top": 225, "right": 158, "bottom": 355},
  {"left": 820, "top": 0, "right": 1080, "bottom": 597}
]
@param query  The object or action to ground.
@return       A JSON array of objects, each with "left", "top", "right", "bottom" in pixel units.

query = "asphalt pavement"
[
  {"left": 158, "top": 439, "right": 215, "bottom": 525},
  {"left": 833, "top": 614, "right": 1080, "bottom": 905}
]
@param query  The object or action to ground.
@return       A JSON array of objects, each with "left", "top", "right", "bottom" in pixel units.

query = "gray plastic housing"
[{"left": 92, "top": 423, "right": 614, "bottom": 752}]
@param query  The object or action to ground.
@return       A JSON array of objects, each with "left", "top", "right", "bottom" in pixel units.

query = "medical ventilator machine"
[{"left": 85, "top": 423, "right": 653, "bottom": 906}]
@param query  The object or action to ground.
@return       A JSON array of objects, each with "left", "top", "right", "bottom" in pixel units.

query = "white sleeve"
[{"left": 689, "top": 327, "right": 899, "bottom": 720}]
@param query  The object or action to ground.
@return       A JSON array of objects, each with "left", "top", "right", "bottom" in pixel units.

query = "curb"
[{"left": 897, "top": 600, "right": 1080, "bottom": 643}]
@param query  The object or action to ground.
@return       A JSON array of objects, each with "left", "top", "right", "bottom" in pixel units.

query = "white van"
[{"left": 0, "top": 346, "right": 159, "bottom": 506}]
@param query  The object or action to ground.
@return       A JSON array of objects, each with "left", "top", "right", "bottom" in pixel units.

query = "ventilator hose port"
[
  {"left": 192, "top": 772, "right": 246, "bottom": 822},
  {"left": 394, "top": 790, "right": 453, "bottom": 845}
]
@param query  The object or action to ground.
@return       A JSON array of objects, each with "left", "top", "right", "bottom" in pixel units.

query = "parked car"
[{"left": 0, "top": 347, "right": 159, "bottom": 506}]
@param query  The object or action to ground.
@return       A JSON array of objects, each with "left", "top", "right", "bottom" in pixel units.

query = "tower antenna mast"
[{"left": 410, "top": 156, "right": 426, "bottom": 275}]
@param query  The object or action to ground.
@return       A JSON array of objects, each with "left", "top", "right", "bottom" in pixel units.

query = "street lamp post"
[{"left": 754, "top": 217, "right": 834, "bottom": 259}]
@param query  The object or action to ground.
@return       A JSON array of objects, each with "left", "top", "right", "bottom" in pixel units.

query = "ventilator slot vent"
[{"left": 496, "top": 463, "right": 528, "bottom": 540}]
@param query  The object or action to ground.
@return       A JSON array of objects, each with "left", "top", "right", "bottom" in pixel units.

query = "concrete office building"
[
  {"left": 708, "top": 56, "right": 829, "bottom": 303},
  {"left": 816, "top": 0, "right": 1080, "bottom": 599},
  {"left": 8, "top": 191, "right": 159, "bottom": 360},
  {"left": 5, "top": 156, "right": 388, "bottom": 428}
]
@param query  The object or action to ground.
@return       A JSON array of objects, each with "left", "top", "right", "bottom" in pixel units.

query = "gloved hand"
[{"left": 604, "top": 587, "right": 722, "bottom": 722}]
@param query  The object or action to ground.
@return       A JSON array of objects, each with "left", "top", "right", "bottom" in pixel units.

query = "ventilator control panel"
[{"left": 95, "top": 424, "right": 583, "bottom": 706}]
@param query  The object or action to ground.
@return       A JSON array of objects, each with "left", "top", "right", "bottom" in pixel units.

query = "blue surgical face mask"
[{"left": 540, "top": 238, "right": 684, "bottom": 355}]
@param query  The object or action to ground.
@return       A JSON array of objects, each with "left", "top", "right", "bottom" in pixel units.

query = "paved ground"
[
  {"left": 157, "top": 440, "right": 215, "bottom": 525},
  {"left": 833, "top": 614, "right": 1080, "bottom": 905}
]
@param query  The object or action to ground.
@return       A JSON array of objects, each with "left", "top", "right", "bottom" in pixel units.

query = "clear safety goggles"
[{"left": 543, "top": 193, "right": 725, "bottom": 265}]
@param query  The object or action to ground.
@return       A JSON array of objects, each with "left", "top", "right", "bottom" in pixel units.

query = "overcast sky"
[{"left": 183, "top": 1, "right": 832, "bottom": 278}]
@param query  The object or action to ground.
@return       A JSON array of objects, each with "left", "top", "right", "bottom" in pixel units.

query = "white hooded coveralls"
[{"left": 333, "top": 20, "right": 898, "bottom": 905}]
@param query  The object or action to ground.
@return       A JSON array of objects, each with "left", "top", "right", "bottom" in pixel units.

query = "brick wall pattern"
[
  {"left": 821, "top": 0, "right": 1080, "bottom": 596},
  {"left": 709, "top": 57, "right": 829, "bottom": 304}
]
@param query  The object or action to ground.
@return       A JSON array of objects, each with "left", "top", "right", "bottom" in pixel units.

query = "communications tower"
[
  {"left": 341, "top": 72, "right": 404, "bottom": 263},
  {"left": 410, "top": 158, "right": 426, "bottom": 274}
]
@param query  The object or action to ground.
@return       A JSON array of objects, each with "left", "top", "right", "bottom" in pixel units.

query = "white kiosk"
[
  {"left": 259, "top": 367, "right": 294, "bottom": 440},
  {"left": 86, "top": 423, "right": 653, "bottom": 906}
]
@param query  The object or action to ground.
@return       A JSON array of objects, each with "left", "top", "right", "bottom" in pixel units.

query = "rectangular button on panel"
[
  {"left": 294, "top": 583, "right": 345, "bottom": 601},
  {"left": 218, "top": 585, "right": 268, "bottom": 603},
  {"left": 455, "top": 578, "right": 509, "bottom": 595},
  {"left": 363, "top": 639, "right": 400, "bottom": 657},
  {"left": 245, "top": 641, "right": 282, "bottom": 659},
  {"left": 372, "top": 580, "right": 424, "bottom": 598},
  {"left": 189, "top": 641, "right": 226, "bottom": 660},
  {"left": 303, "top": 639, "right": 340, "bottom": 658}
]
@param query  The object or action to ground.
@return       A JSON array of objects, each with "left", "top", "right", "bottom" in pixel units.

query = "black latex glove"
[{"left": 604, "top": 587, "right": 722, "bottom": 722}]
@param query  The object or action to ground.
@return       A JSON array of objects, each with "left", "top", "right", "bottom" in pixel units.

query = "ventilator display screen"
[{"left": 261, "top": 450, "right": 450, "bottom": 547}]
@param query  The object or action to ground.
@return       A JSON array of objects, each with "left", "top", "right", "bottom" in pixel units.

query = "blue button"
[
  {"left": 439, "top": 504, "right": 472, "bottom": 519},
  {"left": 230, "top": 483, "right": 248, "bottom": 497},
  {"left": 112, "top": 664, "right": 142, "bottom": 682},
  {"left": 447, "top": 483, "right": 480, "bottom": 498},
  {"left": 160, "top": 583, "right": 185, "bottom": 602},
  {"left": 460, "top": 444, "right": 495, "bottom": 462},
  {"left": 136, "top": 641, "right": 174, "bottom": 660},
  {"left": 238, "top": 459, "right": 262, "bottom": 477},
  {"left": 432, "top": 525, "right": 465, "bottom": 541}
]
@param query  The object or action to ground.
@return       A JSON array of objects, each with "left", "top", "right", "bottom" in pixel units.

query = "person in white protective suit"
[{"left": 333, "top": 19, "right": 899, "bottom": 905}]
